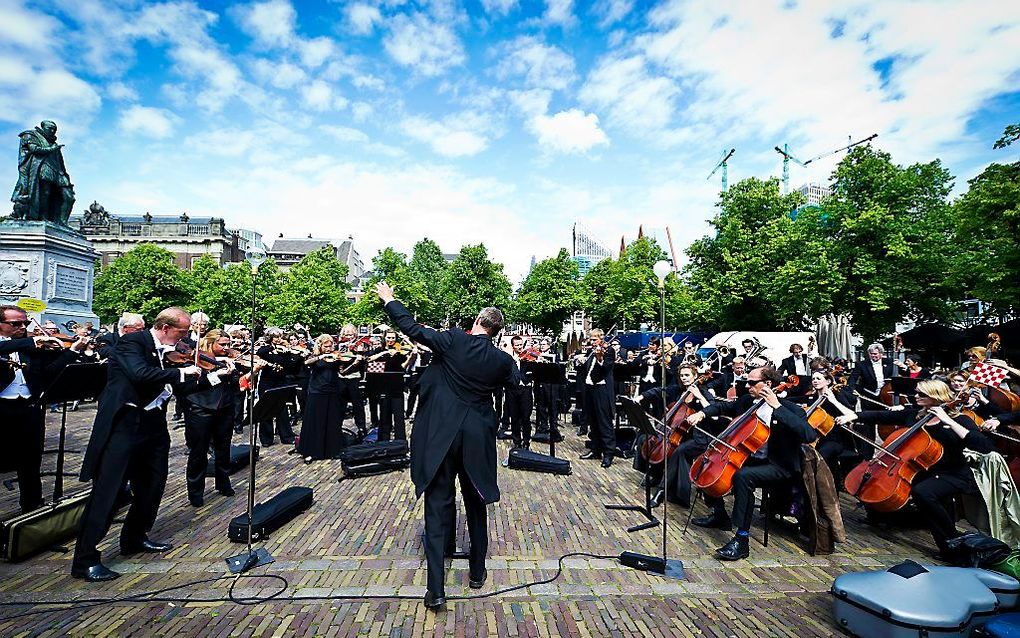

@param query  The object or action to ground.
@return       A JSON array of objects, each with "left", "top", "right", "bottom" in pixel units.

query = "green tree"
[
  {"left": 512, "top": 248, "right": 583, "bottom": 332},
  {"left": 269, "top": 248, "right": 351, "bottom": 334},
  {"left": 93, "top": 244, "right": 193, "bottom": 323},
  {"left": 995, "top": 123, "right": 1020, "bottom": 149},
  {"left": 192, "top": 257, "right": 285, "bottom": 329},
  {"left": 953, "top": 160, "right": 1020, "bottom": 315},
  {"left": 439, "top": 244, "right": 511, "bottom": 327},
  {"left": 349, "top": 247, "right": 410, "bottom": 325},
  {"left": 405, "top": 238, "right": 449, "bottom": 325}
]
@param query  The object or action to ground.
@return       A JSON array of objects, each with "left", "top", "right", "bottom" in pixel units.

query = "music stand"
[
  {"left": 605, "top": 397, "right": 660, "bottom": 533},
  {"left": 226, "top": 385, "right": 294, "bottom": 574},
  {"left": 523, "top": 361, "right": 566, "bottom": 457},
  {"left": 39, "top": 362, "right": 107, "bottom": 503}
]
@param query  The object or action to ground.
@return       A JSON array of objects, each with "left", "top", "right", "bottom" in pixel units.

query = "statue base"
[{"left": 0, "top": 220, "right": 100, "bottom": 330}]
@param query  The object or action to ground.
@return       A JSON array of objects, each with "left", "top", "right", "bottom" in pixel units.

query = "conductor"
[{"left": 376, "top": 282, "right": 518, "bottom": 610}]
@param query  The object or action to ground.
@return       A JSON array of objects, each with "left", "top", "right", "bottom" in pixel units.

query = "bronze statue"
[{"left": 10, "top": 120, "right": 75, "bottom": 225}]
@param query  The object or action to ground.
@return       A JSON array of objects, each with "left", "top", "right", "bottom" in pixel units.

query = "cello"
[
  {"left": 841, "top": 399, "right": 970, "bottom": 513},
  {"left": 640, "top": 371, "right": 714, "bottom": 465},
  {"left": 689, "top": 375, "right": 799, "bottom": 499}
]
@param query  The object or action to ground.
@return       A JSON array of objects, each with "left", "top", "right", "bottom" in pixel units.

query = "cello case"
[{"left": 831, "top": 560, "right": 1019, "bottom": 638}]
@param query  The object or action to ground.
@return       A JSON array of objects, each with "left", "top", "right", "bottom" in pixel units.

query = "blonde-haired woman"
[
  {"left": 836, "top": 379, "right": 994, "bottom": 558},
  {"left": 297, "top": 334, "right": 345, "bottom": 463}
]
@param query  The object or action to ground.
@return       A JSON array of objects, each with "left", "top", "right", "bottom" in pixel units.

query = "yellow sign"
[{"left": 16, "top": 298, "right": 46, "bottom": 313}]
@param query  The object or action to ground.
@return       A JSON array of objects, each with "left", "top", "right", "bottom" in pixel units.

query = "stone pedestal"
[{"left": 0, "top": 220, "right": 99, "bottom": 329}]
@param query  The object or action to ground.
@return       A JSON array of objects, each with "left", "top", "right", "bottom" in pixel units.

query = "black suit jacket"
[
  {"left": 384, "top": 300, "right": 518, "bottom": 504},
  {"left": 579, "top": 347, "right": 617, "bottom": 387},
  {"left": 849, "top": 358, "right": 895, "bottom": 395},
  {"left": 702, "top": 394, "right": 817, "bottom": 474},
  {"left": 0, "top": 337, "right": 82, "bottom": 400},
  {"left": 779, "top": 354, "right": 811, "bottom": 377},
  {"left": 80, "top": 330, "right": 196, "bottom": 481}
]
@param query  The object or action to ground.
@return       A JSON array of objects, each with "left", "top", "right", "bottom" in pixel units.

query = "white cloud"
[
  {"left": 0, "top": 57, "right": 101, "bottom": 127},
  {"left": 297, "top": 36, "right": 334, "bottom": 68},
  {"left": 118, "top": 105, "right": 177, "bottom": 138},
  {"left": 0, "top": 0, "right": 62, "bottom": 51},
  {"left": 384, "top": 13, "right": 465, "bottom": 76},
  {"left": 593, "top": 0, "right": 633, "bottom": 28},
  {"left": 323, "top": 125, "right": 369, "bottom": 144},
  {"left": 401, "top": 114, "right": 489, "bottom": 157},
  {"left": 579, "top": 55, "right": 681, "bottom": 137},
  {"left": 346, "top": 2, "right": 383, "bottom": 35},
  {"left": 106, "top": 81, "right": 138, "bottom": 101},
  {"left": 544, "top": 0, "right": 574, "bottom": 27},
  {"left": 531, "top": 109, "right": 609, "bottom": 154},
  {"left": 480, "top": 0, "right": 518, "bottom": 16},
  {"left": 351, "top": 102, "right": 374, "bottom": 122},
  {"left": 251, "top": 58, "right": 307, "bottom": 89},
  {"left": 301, "top": 79, "right": 345, "bottom": 111},
  {"left": 495, "top": 36, "right": 575, "bottom": 91},
  {"left": 235, "top": 0, "right": 295, "bottom": 48}
]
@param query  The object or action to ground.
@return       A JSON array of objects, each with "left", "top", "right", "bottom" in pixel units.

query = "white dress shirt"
[{"left": 0, "top": 337, "right": 31, "bottom": 399}]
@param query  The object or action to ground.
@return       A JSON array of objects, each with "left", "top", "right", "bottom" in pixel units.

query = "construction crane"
[
  {"left": 774, "top": 133, "right": 879, "bottom": 194},
  {"left": 706, "top": 148, "right": 736, "bottom": 192}
]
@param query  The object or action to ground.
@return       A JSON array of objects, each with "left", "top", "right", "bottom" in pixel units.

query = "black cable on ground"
[{"left": 0, "top": 551, "right": 619, "bottom": 621}]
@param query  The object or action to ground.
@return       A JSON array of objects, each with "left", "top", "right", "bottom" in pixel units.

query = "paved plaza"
[{"left": 0, "top": 402, "right": 941, "bottom": 637}]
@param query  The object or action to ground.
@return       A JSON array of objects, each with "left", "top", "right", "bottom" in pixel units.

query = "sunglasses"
[{"left": 1, "top": 320, "right": 30, "bottom": 327}]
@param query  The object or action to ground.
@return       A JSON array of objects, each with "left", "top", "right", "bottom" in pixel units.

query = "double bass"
[
  {"left": 640, "top": 371, "right": 714, "bottom": 465},
  {"left": 689, "top": 375, "right": 799, "bottom": 498}
]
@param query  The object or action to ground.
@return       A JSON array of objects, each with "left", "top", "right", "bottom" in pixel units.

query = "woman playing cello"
[
  {"left": 790, "top": 370, "right": 858, "bottom": 471},
  {"left": 836, "top": 379, "right": 994, "bottom": 558}
]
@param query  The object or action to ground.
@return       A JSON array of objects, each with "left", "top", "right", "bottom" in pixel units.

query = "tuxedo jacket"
[
  {"left": 779, "top": 354, "right": 811, "bottom": 377},
  {"left": 701, "top": 394, "right": 817, "bottom": 474},
  {"left": 0, "top": 337, "right": 82, "bottom": 400},
  {"left": 579, "top": 347, "right": 617, "bottom": 388},
  {"left": 849, "top": 358, "right": 895, "bottom": 394}
]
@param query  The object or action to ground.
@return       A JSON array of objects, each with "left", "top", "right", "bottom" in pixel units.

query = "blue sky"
[{"left": 2, "top": 0, "right": 1019, "bottom": 282}]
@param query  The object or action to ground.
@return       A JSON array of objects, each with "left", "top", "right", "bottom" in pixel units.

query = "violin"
[
  {"left": 689, "top": 375, "right": 800, "bottom": 498},
  {"left": 163, "top": 341, "right": 225, "bottom": 371},
  {"left": 641, "top": 372, "right": 715, "bottom": 465},
  {"left": 519, "top": 347, "right": 542, "bottom": 362},
  {"left": 842, "top": 399, "right": 970, "bottom": 513}
]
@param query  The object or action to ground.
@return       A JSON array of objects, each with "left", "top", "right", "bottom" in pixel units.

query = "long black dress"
[{"left": 297, "top": 359, "right": 344, "bottom": 460}]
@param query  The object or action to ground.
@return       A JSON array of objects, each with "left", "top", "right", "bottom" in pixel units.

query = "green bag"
[{"left": 989, "top": 548, "right": 1020, "bottom": 581}]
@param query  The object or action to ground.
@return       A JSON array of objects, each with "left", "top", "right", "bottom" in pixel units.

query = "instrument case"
[
  {"left": 1, "top": 490, "right": 90, "bottom": 562},
  {"left": 975, "top": 613, "right": 1020, "bottom": 637},
  {"left": 831, "top": 560, "right": 1020, "bottom": 637},
  {"left": 506, "top": 448, "right": 572, "bottom": 475},
  {"left": 336, "top": 441, "right": 408, "bottom": 464},
  {"left": 227, "top": 486, "right": 313, "bottom": 543},
  {"left": 206, "top": 444, "right": 258, "bottom": 477},
  {"left": 341, "top": 457, "right": 410, "bottom": 478}
]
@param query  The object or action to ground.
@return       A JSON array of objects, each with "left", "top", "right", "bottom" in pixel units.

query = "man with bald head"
[{"left": 72, "top": 307, "right": 204, "bottom": 581}]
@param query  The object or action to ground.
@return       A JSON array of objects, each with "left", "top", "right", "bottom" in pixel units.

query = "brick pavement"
[{"left": 0, "top": 401, "right": 942, "bottom": 637}]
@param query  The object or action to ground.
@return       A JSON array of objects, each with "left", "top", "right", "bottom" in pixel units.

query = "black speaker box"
[
  {"left": 506, "top": 447, "right": 571, "bottom": 475},
  {"left": 228, "top": 486, "right": 313, "bottom": 543}
]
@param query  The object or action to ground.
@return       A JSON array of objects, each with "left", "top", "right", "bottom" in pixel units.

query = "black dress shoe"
[
  {"left": 281, "top": 438, "right": 295, "bottom": 445},
  {"left": 601, "top": 455, "right": 614, "bottom": 468},
  {"left": 121, "top": 538, "right": 173, "bottom": 555},
  {"left": 72, "top": 563, "right": 121, "bottom": 582},
  {"left": 189, "top": 495, "right": 204, "bottom": 507},
  {"left": 423, "top": 590, "right": 447, "bottom": 610},
  {"left": 715, "top": 535, "right": 750, "bottom": 561},
  {"left": 496, "top": 430, "right": 512, "bottom": 440},
  {"left": 692, "top": 513, "right": 733, "bottom": 530},
  {"left": 580, "top": 450, "right": 602, "bottom": 460},
  {"left": 469, "top": 569, "right": 487, "bottom": 589},
  {"left": 217, "top": 486, "right": 235, "bottom": 497},
  {"left": 651, "top": 490, "right": 665, "bottom": 508},
  {"left": 576, "top": 427, "right": 588, "bottom": 436}
]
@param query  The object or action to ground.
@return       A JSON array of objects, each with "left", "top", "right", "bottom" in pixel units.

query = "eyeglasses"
[{"left": 0, "top": 320, "right": 30, "bottom": 327}]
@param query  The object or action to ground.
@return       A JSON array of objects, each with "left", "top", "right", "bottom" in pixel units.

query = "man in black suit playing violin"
[
  {"left": 72, "top": 307, "right": 204, "bottom": 582},
  {"left": 685, "top": 366, "right": 816, "bottom": 561}
]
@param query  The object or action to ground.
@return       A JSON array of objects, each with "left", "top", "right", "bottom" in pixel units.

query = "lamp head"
[
  {"left": 653, "top": 260, "right": 671, "bottom": 285},
  {"left": 245, "top": 248, "right": 268, "bottom": 273}
]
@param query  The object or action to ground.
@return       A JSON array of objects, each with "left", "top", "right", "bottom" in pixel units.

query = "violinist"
[
  {"left": 638, "top": 338, "right": 663, "bottom": 394},
  {"left": 256, "top": 327, "right": 300, "bottom": 446},
  {"left": 579, "top": 328, "right": 617, "bottom": 468},
  {"left": 337, "top": 324, "right": 368, "bottom": 435},
  {"left": 835, "top": 379, "right": 994, "bottom": 558},
  {"left": 685, "top": 366, "right": 817, "bottom": 561},
  {"left": 181, "top": 330, "right": 238, "bottom": 506},
  {"left": 0, "top": 305, "right": 89, "bottom": 513},
  {"left": 895, "top": 354, "right": 931, "bottom": 380},
  {"left": 374, "top": 330, "right": 408, "bottom": 441},
  {"left": 298, "top": 334, "right": 346, "bottom": 463},
  {"left": 790, "top": 370, "right": 858, "bottom": 470},
  {"left": 640, "top": 364, "right": 714, "bottom": 507},
  {"left": 963, "top": 346, "right": 987, "bottom": 371},
  {"left": 571, "top": 339, "right": 591, "bottom": 437},
  {"left": 405, "top": 341, "right": 431, "bottom": 420},
  {"left": 948, "top": 370, "right": 1001, "bottom": 421},
  {"left": 848, "top": 343, "right": 895, "bottom": 400},
  {"left": 504, "top": 336, "right": 535, "bottom": 449},
  {"left": 533, "top": 338, "right": 562, "bottom": 443}
]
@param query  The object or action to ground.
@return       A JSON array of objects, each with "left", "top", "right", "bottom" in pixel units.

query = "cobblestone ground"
[{"left": 0, "top": 401, "right": 942, "bottom": 637}]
